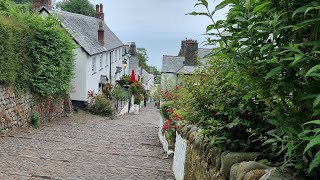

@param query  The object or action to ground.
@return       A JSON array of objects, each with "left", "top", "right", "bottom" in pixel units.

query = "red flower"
[
  {"left": 162, "top": 125, "right": 169, "bottom": 131},
  {"left": 174, "top": 114, "right": 180, "bottom": 120},
  {"left": 174, "top": 126, "right": 177, "bottom": 130},
  {"left": 165, "top": 119, "right": 172, "bottom": 126}
]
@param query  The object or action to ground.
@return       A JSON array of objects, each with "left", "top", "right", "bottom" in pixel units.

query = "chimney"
[
  {"left": 183, "top": 40, "right": 198, "bottom": 66},
  {"left": 129, "top": 42, "right": 136, "bottom": 56},
  {"left": 178, "top": 39, "right": 187, "bottom": 56},
  {"left": 98, "top": 21, "right": 104, "bottom": 45},
  {"left": 95, "top": 4, "right": 104, "bottom": 21},
  {"left": 32, "top": 0, "right": 52, "bottom": 11}
]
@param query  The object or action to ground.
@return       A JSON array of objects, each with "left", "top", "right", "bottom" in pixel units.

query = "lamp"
[
  {"left": 122, "top": 48, "right": 130, "bottom": 76},
  {"left": 123, "top": 61, "right": 127, "bottom": 76}
]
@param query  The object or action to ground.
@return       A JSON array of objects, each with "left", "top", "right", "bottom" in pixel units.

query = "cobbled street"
[{"left": 0, "top": 103, "right": 173, "bottom": 180}]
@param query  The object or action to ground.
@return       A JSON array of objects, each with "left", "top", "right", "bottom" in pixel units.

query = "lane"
[{"left": 0, "top": 103, "right": 173, "bottom": 179}]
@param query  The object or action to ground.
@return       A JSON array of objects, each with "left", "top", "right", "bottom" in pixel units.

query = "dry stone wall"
[
  {"left": 172, "top": 125, "right": 305, "bottom": 180},
  {"left": 0, "top": 85, "right": 72, "bottom": 131}
]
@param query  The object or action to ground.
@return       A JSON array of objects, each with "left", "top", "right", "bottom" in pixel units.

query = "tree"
[
  {"left": 56, "top": 0, "right": 95, "bottom": 17},
  {"left": 136, "top": 48, "right": 160, "bottom": 75},
  {"left": 136, "top": 48, "right": 148, "bottom": 68}
]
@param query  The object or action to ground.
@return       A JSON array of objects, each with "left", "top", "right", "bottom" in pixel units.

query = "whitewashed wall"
[
  {"left": 70, "top": 48, "right": 87, "bottom": 101},
  {"left": 158, "top": 117, "right": 169, "bottom": 152},
  {"left": 173, "top": 132, "right": 187, "bottom": 180},
  {"left": 161, "top": 73, "right": 176, "bottom": 90}
]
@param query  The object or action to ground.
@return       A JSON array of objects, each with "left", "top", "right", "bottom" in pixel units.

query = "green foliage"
[
  {"left": 111, "top": 85, "right": 127, "bottom": 101},
  {"left": 26, "top": 15, "right": 76, "bottom": 96},
  {"left": 136, "top": 48, "right": 160, "bottom": 75},
  {"left": 299, "top": 120, "right": 320, "bottom": 174},
  {"left": 160, "top": 101, "right": 174, "bottom": 119},
  {"left": 130, "top": 82, "right": 142, "bottom": 95},
  {"left": 182, "top": 0, "right": 320, "bottom": 176},
  {"left": 31, "top": 112, "right": 39, "bottom": 128},
  {"left": 0, "top": 4, "right": 75, "bottom": 96},
  {"left": 56, "top": 0, "right": 95, "bottom": 17},
  {"left": 118, "top": 75, "right": 130, "bottom": 86},
  {"left": 133, "top": 94, "right": 142, "bottom": 105},
  {"left": 130, "top": 82, "right": 143, "bottom": 106},
  {"left": 89, "top": 95, "right": 114, "bottom": 117}
]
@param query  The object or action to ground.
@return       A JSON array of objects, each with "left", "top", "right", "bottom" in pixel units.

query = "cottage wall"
[
  {"left": 70, "top": 48, "right": 87, "bottom": 101},
  {"left": 161, "top": 73, "right": 176, "bottom": 90}
]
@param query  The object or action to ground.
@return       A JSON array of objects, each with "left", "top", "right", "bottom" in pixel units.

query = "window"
[
  {"left": 92, "top": 57, "right": 96, "bottom": 74},
  {"left": 99, "top": 54, "right": 103, "bottom": 70}
]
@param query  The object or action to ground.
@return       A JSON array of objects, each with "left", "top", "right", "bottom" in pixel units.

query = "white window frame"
[{"left": 99, "top": 54, "right": 103, "bottom": 70}]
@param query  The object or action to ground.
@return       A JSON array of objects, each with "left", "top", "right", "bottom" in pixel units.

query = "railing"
[{"left": 113, "top": 92, "right": 131, "bottom": 115}]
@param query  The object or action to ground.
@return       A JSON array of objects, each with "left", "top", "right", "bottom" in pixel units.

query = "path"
[{"left": 0, "top": 103, "right": 173, "bottom": 179}]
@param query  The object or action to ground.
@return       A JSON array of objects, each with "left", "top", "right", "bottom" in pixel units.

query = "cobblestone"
[{"left": 0, "top": 103, "right": 173, "bottom": 179}]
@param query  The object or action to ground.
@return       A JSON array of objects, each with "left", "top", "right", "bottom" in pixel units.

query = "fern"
[
  {"left": 308, "top": 151, "right": 320, "bottom": 174},
  {"left": 304, "top": 135, "right": 320, "bottom": 154}
]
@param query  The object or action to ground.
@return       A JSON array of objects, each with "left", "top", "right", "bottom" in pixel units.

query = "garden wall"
[
  {"left": 0, "top": 85, "right": 72, "bottom": 132},
  {"left": 172, "top": 125, "right": 305, "bottom": 180}
]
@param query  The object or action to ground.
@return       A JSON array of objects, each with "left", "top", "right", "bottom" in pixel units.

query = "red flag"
[{"left": 130, "top": 69, "right": 136, "bottom": 83}]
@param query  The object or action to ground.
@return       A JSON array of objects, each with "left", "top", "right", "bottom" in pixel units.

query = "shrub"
[
  {"left": 133, "top": 94, "right": 142, "bottom": 105},
  {"left": 118, "top": 75, "right": 130, "bottom": 86},
  {"left": 0, "top": 16, "right": 32, "bottom": 86},
  {"left": 0, "top": 2, "right": 75, "bottom": 96},
  {"left": 130, "top": 82, "right": 143, "bottom": 105},
  {"left": 160, "top": 101, "right": 174, "bottom": 119},
  {"left": 31, "top": 112, "right": 39, "bottom": 128},
  {"left": 130, "top": 81, "right": 143, "bottom": 95},
  {"left": 112, "top": 85, "right": 127, "bottom": 101},
  {"left": 186, "top": 0, "right": 320, "bottom": 176},
  {"left": 89, "top": 95, "right": 113, "bottom": 117},
  {"left": 102, "top": 83, "right": 113, "bottom": 100}
]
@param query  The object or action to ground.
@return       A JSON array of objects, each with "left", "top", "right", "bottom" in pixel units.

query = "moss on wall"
[{"left": 184, "top": 142, "right": 223, "bottom": 180}]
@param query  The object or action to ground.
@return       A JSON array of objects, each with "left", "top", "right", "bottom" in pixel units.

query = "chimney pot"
[
  {"left": 32, "top": 0, "right": 52, "bottom": 11},
  {"left": 95, "top": 4, "right": 104, "bottom": 21},
  {"left": 100, "top": 3, "right": 103, "bottom": 12},
  {"left": 96, "top": 4, "right": 99, "bottom": 12}
]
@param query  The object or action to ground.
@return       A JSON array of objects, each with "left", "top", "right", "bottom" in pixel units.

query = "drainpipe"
[{"left": 109, "top": 50, "right": 114, "bottom": 84}]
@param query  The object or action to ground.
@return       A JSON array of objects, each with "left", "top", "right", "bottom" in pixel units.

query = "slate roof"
[
  {"left": 129, "top": 56, "right": 139, "bottom": 74},
  {"left": 161, "top": 48, "right": 211, "bottom": 74},
  {"left": 161, "top": 56, "right": 185, "bottom": 73},
  {"left": 50, "top": 10, "right": 123, "bottom": 55},
  {"left": 198, "top": 48, "right": 211, "bottom": 64},
  {"left": 142, "top": 69, "right": 154, "bottom": 84},
  {"left": 176, "top": 66, "right": 196, "bottom": 74}
]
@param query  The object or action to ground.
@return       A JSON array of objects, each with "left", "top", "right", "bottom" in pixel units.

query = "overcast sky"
[{"left": 90, "top": 0, "right": 227, "bottom": 69}]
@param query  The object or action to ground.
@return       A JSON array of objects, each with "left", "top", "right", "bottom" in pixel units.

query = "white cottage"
[
  {"left": 34, "top": 1, "right": 129, "bottom": 106},
  {"left": 161, "top": 39, "right": 211, "bottom": 90}
]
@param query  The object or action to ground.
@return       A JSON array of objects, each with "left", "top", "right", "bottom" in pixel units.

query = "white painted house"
[
  {"left": 161, "top": 39, "right": 211, "bottom": 90},
  {"left": 34, "top": 1, "right": 130, "bottom": 105}
]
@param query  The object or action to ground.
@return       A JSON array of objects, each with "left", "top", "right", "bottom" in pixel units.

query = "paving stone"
[{"left": 0, "top": 103, "right": 173, "bottom": 179}]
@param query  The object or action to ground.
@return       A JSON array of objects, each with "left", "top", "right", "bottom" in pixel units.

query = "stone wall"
[
  {"left": 172, "top": 125, "right": 304, "bottom": 180},
  {"left": 0, "top": 85, "right": 72, "bottom": 131}
]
